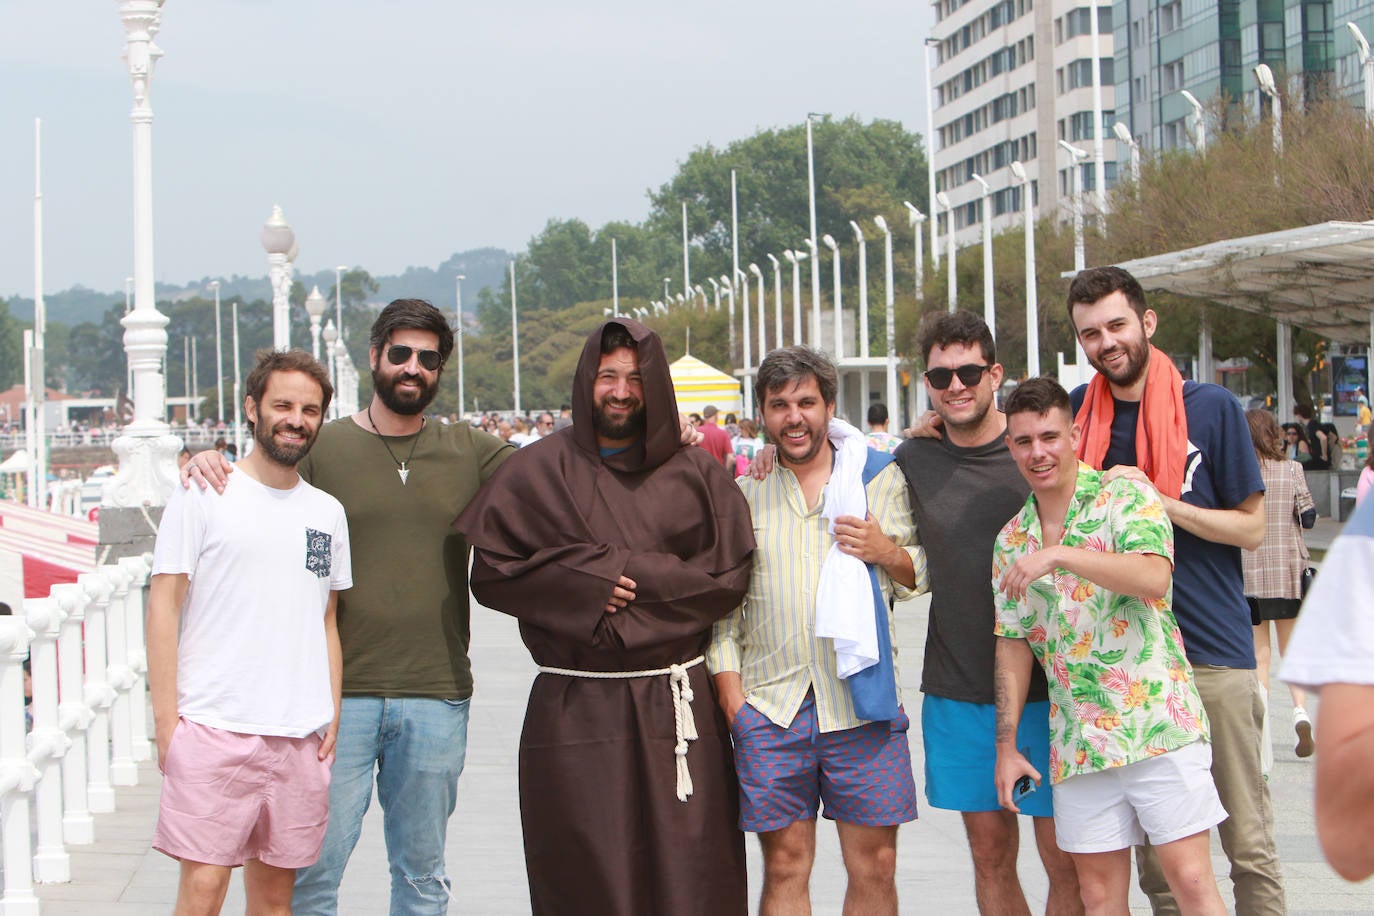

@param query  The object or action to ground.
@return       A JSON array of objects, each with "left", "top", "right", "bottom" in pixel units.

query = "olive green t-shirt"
[{"left": 299, "top": 417, "right": 513, "bottom": 699}]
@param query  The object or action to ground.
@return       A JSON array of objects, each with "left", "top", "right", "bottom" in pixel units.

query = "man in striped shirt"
[{"left": 707, "top": 346, "right": 927, "bottom": 915}]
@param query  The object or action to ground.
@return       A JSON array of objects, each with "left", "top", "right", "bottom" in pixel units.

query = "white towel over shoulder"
[{"left": 813, "top": 418, "right": 878, "bottom": 678}]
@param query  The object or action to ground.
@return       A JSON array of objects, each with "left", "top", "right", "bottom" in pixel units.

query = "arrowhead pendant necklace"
[{"left": 367, "top": 405, "right": 423, "bottom": 486}]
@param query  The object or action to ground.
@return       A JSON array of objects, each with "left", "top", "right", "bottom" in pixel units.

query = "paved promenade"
[{"left": 33, "top": 590, "right": 1370, "bottom": 914}]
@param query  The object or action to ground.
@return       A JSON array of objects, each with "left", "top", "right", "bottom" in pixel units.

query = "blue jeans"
[{"left": 292, "top": 696, "right": 470, "bottom": 915}]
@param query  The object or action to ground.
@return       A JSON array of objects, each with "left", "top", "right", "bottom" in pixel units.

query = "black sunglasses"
[
  {"left": 924, "top": 364, "right": 991, "bottom": 390},
  {"left": 386, "top": 344, "right": 442, "bottom": 372}
]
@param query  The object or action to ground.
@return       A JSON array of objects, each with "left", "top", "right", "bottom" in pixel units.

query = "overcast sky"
[{"left": 1, "top": 1, "right": 935, "bottom": 297}]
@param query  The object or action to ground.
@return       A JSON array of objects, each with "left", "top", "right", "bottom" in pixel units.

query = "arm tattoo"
[{"left": 994, "top": 661, "right": 1017, "bottom": 745}]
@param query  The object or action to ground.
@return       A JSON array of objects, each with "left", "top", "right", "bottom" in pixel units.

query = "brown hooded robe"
[{"left": 454, "top": 319, "right": 754, "bottom": 916}]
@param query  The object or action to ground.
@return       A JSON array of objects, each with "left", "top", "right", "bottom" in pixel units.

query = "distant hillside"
[{"left": 6, "top": 246, "right": 514, "bottom": 326}]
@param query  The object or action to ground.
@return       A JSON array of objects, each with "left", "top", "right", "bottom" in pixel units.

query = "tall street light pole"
[
  {"left": 803, "top": 238, "right": 821, "bottom": 347},
  {"left": 873, "top": 215, "right": 898, "bottom": 416},
  {"left": 32, "top": 119, "right": 47, "bottom": 509},
  {"left": 1089, "top": 2, "right": 1107, "bottom": 220},
  {"left": 806, "top": 114, "right": 822, "bottom": 331},
  {"left": 936, "top": 192, "right": 956, "bottom": 311},
  {"left": 611, "top": 239, "right": 619, "bottom": 316},
  {"left": 1348, "top": 22, "right": 1374, "bottom": 120},
  {"left": 925, "top": 37, "right": 942, "bottom": 269},
  {"left": 1112, "top": 122, "right": 1142, "bottom": 183},
  {"left": 903, "top": 202, "right": 926, "bottom": 300},
  {"left": 1059, "top": 140, "right": 1091, "bottom": 371},
  {"left": 708, "top": 276, "right": 721, "bottom": 313},
  {"left": 1180, "top": 90, "right": 1207, "bottom": 153},
  {"left": 849, "top": 221, "right": 870, "bottom": 359},
  {"left": 749, "top": 264, "right": 767, "bottom": 357},
  {"left": 232, "top": 300, "right": 243, "bottom": 454},
  {"left": 1254, "top": 64, "right": 1284, "bottom": 157},
  {"left": 737, "top": 268, "right": 753, "bottom": 418},
  {"left": 208, "top": 280, "right": 223, "bottom": 422},
  {"left": 784, "top": 249, "right": 806, "bottom": 345},
  {"left": 821, "top": 235, "right": 842, "bottom": 360},
  {"left": 971, "top": 173, "right": 995, "bottom": 338},
  {"left": 455, "top": 274, "right": 465, "bottom": 417},
  {"left": 766, "top": 254, "right": 783, "bottom": 345},
  {"left": 112, "top": 0, "right": 178, "bottom": 510},
  {"left": 510, "top": 261, "right": 521, "bottom": 415},
  {"left": 334, "top": 265, "right": 349, "bottom": 343},
  {"left": 1010, "top": 161, "right": 1039, "bottom": 377},
  {"left": 681, "top": 202, "right": 690, "bottom": 297}
]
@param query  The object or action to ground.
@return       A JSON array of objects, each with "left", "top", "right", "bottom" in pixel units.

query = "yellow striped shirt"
[{"left": 706, "top": 461, "right": 928, "bottom": 733}]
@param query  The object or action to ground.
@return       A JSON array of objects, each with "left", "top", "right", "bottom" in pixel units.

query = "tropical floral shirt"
[{"left": 992, "top": 463, "right": 1209, "bottom": 784}]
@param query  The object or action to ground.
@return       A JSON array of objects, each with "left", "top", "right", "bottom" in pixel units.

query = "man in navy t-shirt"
[{"left": 1066, "top": 267, "right": 1285, "bottom": 915}]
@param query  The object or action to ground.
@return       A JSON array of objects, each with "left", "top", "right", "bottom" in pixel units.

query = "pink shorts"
[{"left": 154, "top": 717, "right": 331, "bottom": 869}]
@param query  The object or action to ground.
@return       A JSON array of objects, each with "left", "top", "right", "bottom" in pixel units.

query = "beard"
[
  {"left": 592, "top": 395, "right": 646, "bottom": 442},
  {"left": 373, "top": 366, "right": 439, "bottom": 416},
  {"left": 1090, "top": 333, "right": 1151, "bottom": 387},
  {"left": 253, "top": 418, "right": 318, "bottom": 467}
]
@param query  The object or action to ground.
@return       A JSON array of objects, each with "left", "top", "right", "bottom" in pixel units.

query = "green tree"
[{"left": 0, "top": 299, "right": 22, "bottom": 391}]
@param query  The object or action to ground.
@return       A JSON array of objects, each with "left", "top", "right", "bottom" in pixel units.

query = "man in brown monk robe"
[{"left": 453, "top": 319, "right": 756, "bottom": 916}]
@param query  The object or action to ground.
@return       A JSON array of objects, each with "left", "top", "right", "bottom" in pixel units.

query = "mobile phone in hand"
[{"left": 1013, "top": 774, "right": 1036, "bottom": 804}]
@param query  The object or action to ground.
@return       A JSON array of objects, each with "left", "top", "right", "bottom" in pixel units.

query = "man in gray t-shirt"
[{"left": 895, "top": 311, "right": 1081, "bottom": 914}]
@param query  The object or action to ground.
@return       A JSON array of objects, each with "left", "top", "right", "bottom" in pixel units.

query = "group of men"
[{"left": 151, "top": 266, "right": 1296, "bottom": 915}]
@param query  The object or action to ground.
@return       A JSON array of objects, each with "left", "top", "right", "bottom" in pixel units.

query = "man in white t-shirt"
[
  {"left": 1282, "top": 496, "right": 1374, "bottom": 881},
  {"left": 148, "top": 349, "right": 352, "bottom": 915}
]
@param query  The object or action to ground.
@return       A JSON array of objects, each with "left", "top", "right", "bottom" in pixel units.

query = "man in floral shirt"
[{"left": 990, "top": 378, "right": 1227, "bottom": 915}]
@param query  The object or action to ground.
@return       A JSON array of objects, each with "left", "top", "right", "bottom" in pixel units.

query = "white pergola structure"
[{"left": 1112, "top": 220, "right": 1374, "bottom": 424}]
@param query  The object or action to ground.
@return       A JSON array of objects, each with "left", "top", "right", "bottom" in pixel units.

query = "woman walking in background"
[{"left": 1244, "top": 409, "right": 1317, "bottom": 767}]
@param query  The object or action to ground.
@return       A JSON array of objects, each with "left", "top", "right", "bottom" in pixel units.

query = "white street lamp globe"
[
  {"left": 304, "top": 285, "right": 328, "bottom": 320},
  {"left": 260, "top": 205, "right": 295, "bottom": 255}
]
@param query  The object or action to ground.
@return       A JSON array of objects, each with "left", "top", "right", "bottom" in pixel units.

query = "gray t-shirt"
[{"left": 893, "top": 431, "right": 1049, "bottom": 705}]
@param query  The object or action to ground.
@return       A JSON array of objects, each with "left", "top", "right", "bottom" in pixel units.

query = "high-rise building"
[
  {"left": 929, "top": 0, "right": 1119, "bottom": 246},
  {"left": 1112, "top": 0, "right": 1370, "bottom": 164}
]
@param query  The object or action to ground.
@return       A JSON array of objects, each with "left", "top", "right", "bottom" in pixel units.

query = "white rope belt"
[{"left": 536, "top": 655, "right": 704, "bottom": 802}]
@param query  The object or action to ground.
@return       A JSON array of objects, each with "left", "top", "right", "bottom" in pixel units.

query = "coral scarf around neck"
[{"left": 1074, "top": 344, "right": 1188, "bottom": 499}]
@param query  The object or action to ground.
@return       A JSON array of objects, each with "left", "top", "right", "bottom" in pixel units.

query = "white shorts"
[{"left": 1051, "top": 741, "right": 1227, "bottom": 854}]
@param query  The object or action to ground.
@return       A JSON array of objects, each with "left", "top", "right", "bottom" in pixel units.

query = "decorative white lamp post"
[
  {"left": 110, "top": 0, "right": 180, "bottom": 510},
  {"left": 322, "top": 320, "right": 338, "bottom": 419},
  {"left": 261, "top": 206, "right": 295, "bottom": 351},
  {"left": 936, "top": 191, "right": 956, "bottom": 311},
  {"left": 708, "top": 276, "right": 721, "bottom": 312},
  {"left": 611, "top": 239, "right": 620, "bottom": 317},
  {"left": 1010, "top": 161, "right": 1039, "bottom": 377},
  {"left": 821, "top": 235, "right": 843, "bottom": 359},
  {"left": 849, "top": 221, "right": 870, "bottom": 359},
  {"left": 304, "top": 286, "right": 327, "bottom": 360},
  {"left": 805, "top": 114, "right": 822, "bottom": 328},
  {"left": 873, "top": 214, "right": 898, "bottom": 417},
  {"left": 970, "top": 174, "right": 995, "bottom": 338},
  {"left": 738, "top": 268, "right": 753, "bottom": 377},
  {"left": 1089, "top": 2, "right": 1107, "bottom": 220},
  {"left": 803, "top": 238, "right": 821, "bottom": 347}
]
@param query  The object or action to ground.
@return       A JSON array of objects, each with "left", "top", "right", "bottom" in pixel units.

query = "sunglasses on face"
[
  {"left": 386, "top": 344, "right": 442, "bottom": 372},
  {"left": 924, "top": 363, "right": 991, "bottom": 390}
]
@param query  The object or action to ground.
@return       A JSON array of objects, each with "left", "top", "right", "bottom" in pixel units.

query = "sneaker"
[{"left": 1294, "top": 707, "right": 1315, "bottom": 758}]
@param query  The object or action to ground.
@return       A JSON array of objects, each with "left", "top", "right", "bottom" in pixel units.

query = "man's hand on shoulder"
[
  {"left": 180, "top": 449, "right": 233, "bottom": 494},
  {"left": 746, "top": 444, "right": 776, "bottom": 480},
  {"left": 902, "top": 410, "right": 945, "bottom": 440}
]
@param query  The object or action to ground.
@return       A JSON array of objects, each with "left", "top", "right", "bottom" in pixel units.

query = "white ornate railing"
[{"left": 0, "top": 555, "right": 152, "bottom": 915}]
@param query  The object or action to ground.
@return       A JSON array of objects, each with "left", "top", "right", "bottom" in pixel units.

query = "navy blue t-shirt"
[{"left": 1071, "top": 381, "right": 1265, "bottom": 668}]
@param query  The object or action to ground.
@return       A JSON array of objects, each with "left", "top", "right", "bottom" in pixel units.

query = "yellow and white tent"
[{"left": 669, "top": 354, "right": 742, "bottom": 419}]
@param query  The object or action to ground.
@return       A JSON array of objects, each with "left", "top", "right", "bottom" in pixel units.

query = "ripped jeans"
[{"left": 293, "top": 696, "right": 470, "bottom": 915}]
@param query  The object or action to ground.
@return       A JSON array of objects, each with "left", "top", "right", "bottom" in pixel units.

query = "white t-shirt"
[
  {"left": 152, "top": 470, "right": 352, "bottom": 737},
  {"left": 1281, "top": 497, "right": 1374, "bottom": 693}
]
